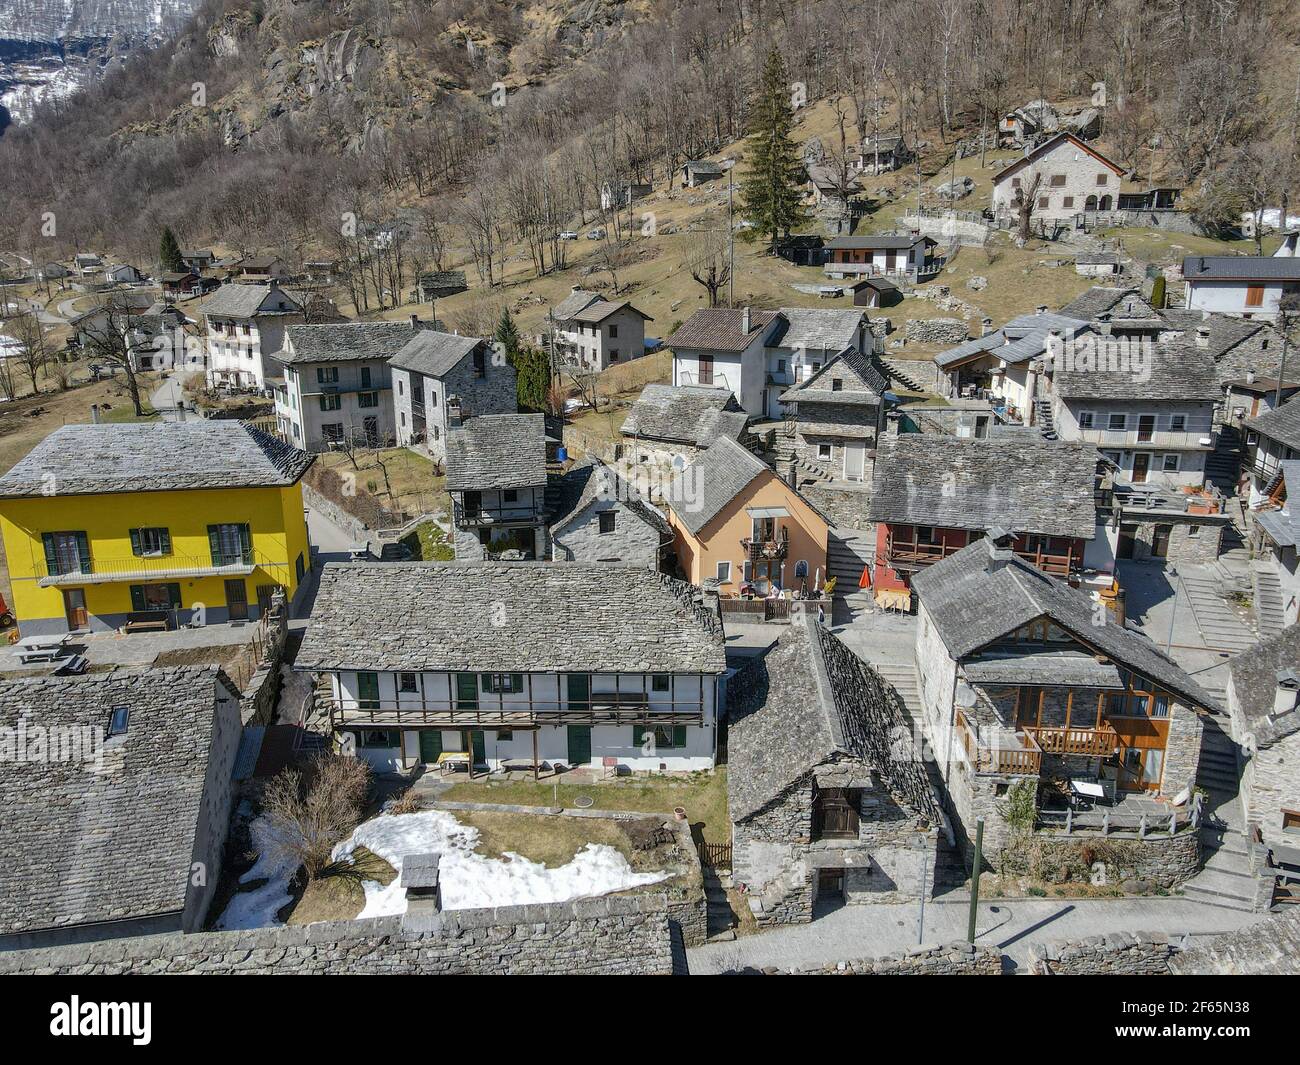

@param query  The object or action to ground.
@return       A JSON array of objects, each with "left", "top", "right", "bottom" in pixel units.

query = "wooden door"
[
  {"left": 1152, "top": 524, "right": 1172, "bottom": 558},
  {"left": 567, "top": 673, "right": 590, "bottom": 711},
  {"left": 469, "top": 730, "right": 486, "bottom": 766},
  {"left": 567, "top": 725, "right": 591, "bottom": 765},
  {"left": 1132, "top": 453, "right": 1150, "bottom": 483},
  {"left": 225, "top": 579, "right": 248, "bottom": 621},
  {"left": 1137, "top": 414, "right": 1156, "bottom": 442},
  {"left": 357, "top": 671, "right": 380, "bottom": 710},
  {"left": 698, "top": 355, "right": 714, "bottom": 385},
  {"left": 844, "top": 440, "right": 866, "bottom": 481},
  {"left": 62, "top": 588, "right": 88, "bottom": 630},
  {"left": 419, "top": 729, "right": 442, "bottom": 764}
]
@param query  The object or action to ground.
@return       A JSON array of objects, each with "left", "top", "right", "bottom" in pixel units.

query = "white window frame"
[
  {"left": 1168, "top": 413, "right": 1187, "bottom": 432},
  {"left": 1077, "top": 410, "right": 1095, "bottom": 429},
  {"left": 1162, "top": 453, "right": 1180, "bottom": 473},
  {"left": 716, "top": 561, "right": 733, "bottom": 584},
  {"left": 1107, "top": 412, "right": 1127, "bottom": 432}
]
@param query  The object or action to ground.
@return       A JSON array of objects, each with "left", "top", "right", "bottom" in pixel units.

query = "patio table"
[{"left": 14, "top": 634, "right": 72, "bottom": 664}]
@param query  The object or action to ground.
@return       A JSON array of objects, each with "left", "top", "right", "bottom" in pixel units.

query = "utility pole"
[
  {"left": 967, "top": 817, "right": 985, "bottom": 944},
  {"left": 727, "top": 173, "right": 735, "bottom": 308},
  {"left": 916, "top": 843, "right": 929, "bottom": 945}
]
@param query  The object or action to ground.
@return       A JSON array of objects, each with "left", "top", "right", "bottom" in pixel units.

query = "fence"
[
  {"left": 718, "top": 596, "right": 829, "bottom": 623},
  {"left": 698, "top": 841, "right": 733, "bottom": 870},
  {"left": 1035, "top": 793, "right": 1203, "bottom": 839}
]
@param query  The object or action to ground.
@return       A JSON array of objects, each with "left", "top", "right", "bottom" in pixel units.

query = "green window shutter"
[
  {"left": 672, "top": 725, "right": 687, "bottom": 749},
  {"left": 456, "top": 673, "right": 479, "bottom": 708},
  {"left": 41, "top": 533, "right": 58, "bottom": 575},
  {"left": 239, "top": 524, "right": 252, "bottom": 563},
  {"left": 207, "top": 525, "right": 221, "bottom": 565},
  {"left": 129, "top": 529, "right": 142, "bottom": 556},
  {"left": 481, "top": 673, "right": 491, "bottom": 693},
  {"left": 167, "top": 583, "right": 182, "bottom": 609},
  {"left": 159, "top": 528, "right": 171, "bottom": 555},
  {"left": 511, "top": 673, "right": 523, "bottom": 693},
  {"left": 633, "top": 725, "right": 646, "bottom": 748},
  {"left": 129, "top": 585, "right": 146, "bottom": 611},
  {"left": 75, "top": 531, "right": 91, "bottom": 573}
]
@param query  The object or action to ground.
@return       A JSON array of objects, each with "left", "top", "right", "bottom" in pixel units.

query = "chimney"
[
  {"left": 1272, "top": 670, "right": 1300, "bottom": 721},
  {"left": 1246, "top": 368, "right": 1257, "bottom": 385},
  {"left": 981, "top": 316, "right": 994, "bottom": 336},
  {"left": 741, "top": 306, "right": 751, "bottom": 334},
  {"left": 1195, "top": 326, "right": 1210, "bottom": 349},
  {"left": 1035, "top": 304, "right": 1048, "bottom": 315},
  {"left": 446, "top": 395, "right": 463, "bottom": 429},
  {"left": 409, "top": 314, "right": 421, "bottom": 331},
  {"left": 401, "top": 853, "right": 442, "bottom": 915}
]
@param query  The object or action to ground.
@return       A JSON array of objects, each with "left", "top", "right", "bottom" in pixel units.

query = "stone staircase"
[
  {"left": 703, "top": 866, "right": 738, "bottom": 941},
  {"left": 1252, "top": 562, "right": 1286, "bottom": 639},
  {"left": 881, "top": 357, "right": 926, "bottom": 394},
  {"left": 1183, "top": 719, "right": 1259, "bottom": 912},
  {"left": 826, "top": 530, "right": 873, "bottom": 606},
  {"left": 1205, "top": 423, "right": 1244, "bottom": 493},
  {"left": 1178, "top": 567, "right": 1257, "bottom": 653},
  {"left": 1033, "top": 398, "right": 1058, "bottom": 441},
  {"left": 768, "top": 428, "right": 834, "bottom": 492}
]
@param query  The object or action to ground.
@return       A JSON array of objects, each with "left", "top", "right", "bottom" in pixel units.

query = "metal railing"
[
  {"left": 39, "top": 550, "right": 279, "bottom": 585},
  {"left": 740, "top": 537, "right": 789, "bottom": 562}
]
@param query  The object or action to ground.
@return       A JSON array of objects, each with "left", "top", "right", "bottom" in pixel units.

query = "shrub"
[{"left": 261, "top": 754, "right": 372, "bottom": 881}]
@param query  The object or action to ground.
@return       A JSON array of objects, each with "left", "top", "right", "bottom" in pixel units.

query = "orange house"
[{"left": 664, "top": 437, "right": 830, "bottom": 595}]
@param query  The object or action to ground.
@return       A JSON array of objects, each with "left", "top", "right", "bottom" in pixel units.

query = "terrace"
[{"left": 883, "top": 527, "right": 1074, "bottom": 577}]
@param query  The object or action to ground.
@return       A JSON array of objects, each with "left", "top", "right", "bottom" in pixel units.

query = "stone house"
[
  {"left": 777, "top": 347, "right": 887, "bottom": 485},
  {"left": 549, "top": 458, "right": 671, "bottom": 567},
  {"left": 1227, "top": 625, "right": 1300, "bottom": 858},
  {"left": 991, "top": 133, "right": 1126, "bottom": 227},
  {"left": 548, "top": 288, "right": 652, "bottom": 372},
  {"left": 0, "top": 667, "right": 242, "bottom": 951},
  {"left": 663, "top": 436, "right": 829, "bottom": 597},
  {"left": 911, "top": 538, "right": 1213, "bottom": 872},
  {"left": 446, "top": 413, "right": 549, "bottom": 561},
  {"left": 203, "top": 282, "right": 306, "bottom": 390},
  {"left": 296, "top": 561, "right": 727, "bottom": 775},
  {"left": 822, "top": 233, "right": 935, "bottom": 282},
  {"left": 619, "top": 384, "right": 751, "bottom": 493},
  {"left": 867, "top": 436, "right": 1103, "bottom": 609},
  {"left": 729, "top": 614, "right": 946, "bottom": 924},
  {"left": 1244, "top": 395, "right": 1300, "bottom": 507},
  {"left": 1182, "top": 252, "right": 1300, "bottom": 320},
  {"left": 681, "top": 160, "right": 723, "bottom": 188},
  {"left": 762, "top": 308, "right": 873, "bottom": 420},
  {"left": 389, "top": 330, "right": 518, "bottom": 461},
  {"left": 1247, "top": 460, "right": 1300, "bottom": 627},
  {"left": 272, "top": 320, "right": 421, "bottom": 450},
  {"left": 852, "top": 134, "right": 912, "bottom": 174},
  {"left": 1108, "top": 483, "right": 1230, "bottom": 568}
]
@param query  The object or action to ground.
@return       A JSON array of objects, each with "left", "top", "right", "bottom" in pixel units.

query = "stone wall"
[
  {"left": 1124, "top": 517, "right": 1225, "bottom": 566},
  {"left": 904, "top": 317, "right": 971, "bottom": 346},
  {"left": 303, "top": 482, "right": 371, "bottom": 539},
  {"left": 551, "top": 497, "right": 664, "bottom": 567},
  {"left": 0, "top": 896, "right": 674, "bottom": 976},
  {"left": 1030, "top": 931, "right": 1182, "bottom": 975},
  {"left": 899, "top": 211, "right": 993, "bottom": 248},
  {"left": 1162, "top": 703, "right": 1204, "bottom": 800},
  {"left": 1001, "top": 827, "right": 1202, "bottom": 889},
  {"left": 764, "top": 941, "right": 1003, "bottom": 975}
]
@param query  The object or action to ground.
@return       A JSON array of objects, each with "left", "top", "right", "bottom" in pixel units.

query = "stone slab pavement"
[{"left": 686, "top": 895, "right": 1260, "bottom": 974}]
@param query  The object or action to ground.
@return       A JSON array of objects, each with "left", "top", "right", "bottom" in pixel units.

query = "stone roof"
[
  {"left": 621, "top": 384, "right": 749, "bottom": 447},
  {"left": 664, "top": 436, "right": 769, "bottom": 537},
  {"left": 728, "top": 614, "right": 944, "bottom": 825},
  {"left": 962, "top": 650, "right": 1126, "bottom": 688},
  {"left": 550, "top": 458, "right": 671, "bottom": 536},
  {"left": 867, "top": 436, "right": 1099, "bottom": 539},
  {"left": 445, "top": 414, "right": 547, "bottom": 492},
  {"left": 684, "top": 160, "right": 723, "bottom": 175},
  {"left": 770, "top": 307, "right": 866, "bottom": 352},
  {"left": 552, "top": 289, "right": 603, "bottom": 321},
  {"left": 202, "top": 283, "right": 302, "bottom": 319},
  {"left": 296, "top": 562, "right": 727, "bottom": 674},
  {"left": 281, "top": 321, "right": 419, "bottom": 364},
  {"left": 934, "top": 311, "right": 1090, "bottom": 369},
  {"left": 1247, "top": 394, "right": 1300, "bottom": 451},
  {"left": 1158, "top": 310, "right": 1272, "bottom": 361},
  {"left": 0, "top": 421, "right": 314, "bottom": 498},
  {"left": 911, "top": 539, "right": 1217, "bottom": 710},
  {"left": 825, "top": 233, "right": 929, "bottom": 251},
  {"left": 666, "top": 308, "right": 781, "bottom": 352},
  {"left": 1228, "top": 624, "right": 1300, "bottom": 747},
  {"left": 0, "top": 667, "right": 235, "bottom": 936},
  {"left": 388, "top": 330, "right": 483, "bottom": 378},
  {"left": 1049, "top": 340, "right": 1221, "bottom": 402},
  {"left": 1183, "top": 255, "right": 1300, "bottom": 281},
  {"left": 1170, "top": 908, "right": 1300, "bottom": 975},
  {"left": 1058, "top": 286, "right": 1143, "bottom": 320},
  {"left": 779, "top": 347, "right": 887, "bottom": 405}
]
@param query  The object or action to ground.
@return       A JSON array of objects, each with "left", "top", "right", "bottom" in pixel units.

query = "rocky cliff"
[{"left": 0, "top": 0, "right": 198, "bottom": 129}]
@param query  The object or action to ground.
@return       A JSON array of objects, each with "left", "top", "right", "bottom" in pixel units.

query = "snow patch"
[{"left": 212, "top": 815, "right": 298, "bottom": 931}]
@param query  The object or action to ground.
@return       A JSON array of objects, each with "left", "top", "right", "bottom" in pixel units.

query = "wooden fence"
[{"left": 698, "top": 841, "right": 733, "bottom": 870}]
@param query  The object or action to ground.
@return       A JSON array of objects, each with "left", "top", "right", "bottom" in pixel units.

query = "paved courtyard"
[{"left": 687, "top": 895, "right": 1260, "bottom": 973}]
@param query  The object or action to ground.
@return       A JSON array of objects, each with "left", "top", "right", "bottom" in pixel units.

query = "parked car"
[
  {"left": 558, "top": 231, "right": 579, "bottom": 241},
  {"left": 586, "top": 227, "right": 606, "bottom": 240}
]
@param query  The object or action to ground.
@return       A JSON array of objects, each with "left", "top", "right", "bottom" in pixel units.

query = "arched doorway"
[
  {"left": 1099, "top": 194, "right": 1113, "bottom": 211},
  {"left": 1085, "top": 195, "right": 1098, "bottom": 211}
]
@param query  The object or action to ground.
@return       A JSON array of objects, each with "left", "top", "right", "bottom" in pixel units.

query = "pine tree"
[
  {"left": 159, "top": 227, "right": 184, "bottom": 273},
  {"left": 494, "top": 306, "right": 521, "bottom": 360},
  {"left": 513, "top": 345, "right": 551, "bottom": 412},
  {"left": 739, "top": 47, "right": 809, "bottom": 251}
]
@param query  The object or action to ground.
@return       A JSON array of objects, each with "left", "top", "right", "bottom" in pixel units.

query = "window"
[
  {"left": 108, "top": 706, "right": 130, "bottom": 737},
  {"left": 322, "top": 423, "right": 344, "bottom": 443},
  {"left": 1096, "top": 173, "right": 1109, "bottom": 185},
  {"left": 482, "top": 673, "right": 524, "bottom": 694},
  {"left": 598, "top": 512, "right": 617, "bottom": 534},
  {"left": 698, "top": 355, "right": 714, "bottom": 385},
  {"left": 130, "top": 527, "right": 171, "bottom": 557},
  {"left": 397, "top": 378, "right": 403, "bottom": 396},
  {"left": 503, "top": 489, "right": 519, "bottom": 503},
  {"left": 41, "top": 531, "right": 91, "bottom": 576},
  {"left": 1062, "top": 197, "right": 1074, "bottom": 209},
  {"left": 608, "top": 324, "right": 618, "bottom": 338},
  {"left": 1049, "top": 174, "right": 1066, "bottom": 187},
  {"left": 1169, "top": 413, "right": 1187, "bottom": 432},
  {"left": 777, "top": 358, "right": 786, "bottom": 373},
  {"left": 472, "top": 348, "right": 486, "bottom": 378},
  {"left": 129, "top": 582, "right": 181, "bottom": 612},
  {"left": 1246, "top": 285, "right": 1265, "bottom": 308},
  {"left": 633, "top": 724, "right": 686, "bottom": 749},
  {"left": 1037, "top": 196, "right": 1050, "bottom": 209},
  {"left": 1078, "top": 411, "right": 1095, "bottom": 429},
  {"left": 831, "top": 378, "right": 843, "bottom": 391},
  {"left": 358, "top": 391, "right": 379, "bottom": 408},
  {"left": 1162, "top": 454, "right": 1180, "bottom": 472},
  {"left": 1107, "top": 412, "right": 1127, "bottom": 431},
  {"left": 1187, "top": 524, "right": 1201, "bottom": 538},
  {"left": 399, "top": 672, "right": 419, "bottom": 693},
  {"left": 356, "top": 729, "right": 398, "bottom": 749},
  {"left": 360, "top": 366, "right": 372, "bottom": 389},
  {"left": 320, "top": 394, "right": 342, "bottom": 412},
  {"left": 1283, "top": 809, "right": 1300, "bottom": 833},
  {"left": 208, "top": 523, "right": 252, "bottom": 567},
  {"left": 817, "top": 443, "right": 833, "bottom": 460},
  {"left": 716, "top": 560, "right": 733, "bottom": 583},
  {"left": 651, "top": 674, "right": 671, "bottom": 693},
  {"left": 1011, "top": 177, "right": 1021, "bottom": 188},
  {"left": 497, "top": 729, "right": 514, "bottom": 742},
  {"left": 317, "top": 366, "right": 339, "bottom": 384}
]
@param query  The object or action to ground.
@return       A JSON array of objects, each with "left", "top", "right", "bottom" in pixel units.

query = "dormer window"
[{"left": 108, "top": 706, "right": 130, "bottom": 737}]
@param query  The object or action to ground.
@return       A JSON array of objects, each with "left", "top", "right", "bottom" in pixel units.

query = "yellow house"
[
  {"left": 0, "top": 421, "right": 314, "bottom": 635},
  {"left": 664, "top": 436, "right": 829, "bottom": 595}
]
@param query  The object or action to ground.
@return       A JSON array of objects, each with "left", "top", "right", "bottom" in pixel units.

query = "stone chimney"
[
  {"left": 741, "top": 306, "right": 751, "bottom": 334},
  {"left": 985, "top": 527, "right": 1017, "bottom": 570},
  {"left": 1196, "top": 325, "right": 1211, "bottom": 349},
  {"left": 1246, "top": 368, "right": 1257, "bottom": 385},
  {"left": 410, "top": 314, "right": 421, "bottom": 331},
  {"left": 402, "top": 853, "right": 442, "bottom": 915},
  {"left": 447, "top": 395, "right": 464, "bottom": 429},
  {"left": 981, "top": 316, "right": 994, "bottom": 336},
  {"left": 1035, "top": 304, "right": 1048, "bottom": 315},
  {"left": 1272, "top": 670, "right": 1300, "bottom": 721}
]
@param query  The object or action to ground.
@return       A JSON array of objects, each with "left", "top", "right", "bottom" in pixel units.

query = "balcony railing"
[
  {"left": 1023, "top": 722, "right": 1120, "bottom": 757},
  {"left": 453, "top": 499, "right": 546, "bottom": 528},
  {"left": 741, "top": 537, "right": 789, "bottom": 563},
  {"left": 884, "top": 530, "right": 1074, "bottom": 577},
  {"left": 955, "top": 710, "right": 1042, "bottom": 776},
  {"left": 1075, "top": 427, "right": 1216, "bottom": 450},
  {"left": 329, "top": 695, "right": 705, "bottom": 730},
  {"left": 39, "top": 551, "right": 276, "bottom": 587}
]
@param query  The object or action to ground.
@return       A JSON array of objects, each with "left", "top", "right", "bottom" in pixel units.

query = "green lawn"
[
  {"left": 400, "top": 520, "right": 454, "bottom": 561},
  {"left": 442, "top": 767, "right": 730, "bottom": 846}
]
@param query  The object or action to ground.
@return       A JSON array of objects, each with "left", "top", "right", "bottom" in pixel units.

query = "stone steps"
[
  {"left": 1179, "top": 571, "right": 1257, "bottom": 652},
  {"left": 1181, "top": 867, "right": 1259, "bottom": 911},
  {"left": 1252, "top": 564, "right": 1286, "bottom": 639}
]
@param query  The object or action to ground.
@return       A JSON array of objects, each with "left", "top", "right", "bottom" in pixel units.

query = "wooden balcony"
[
  {"left": 329, "top": 695, "right": 705, "bottom": 730},
  {"left": 1024, "top": 722, "right": 1120, "bottom": 757},
  {"left": 955, "top": 710, "right": 1042, "bottom": 776},
  {"left": 884, "top": 530, "right": 1074, "bottom": 577}
]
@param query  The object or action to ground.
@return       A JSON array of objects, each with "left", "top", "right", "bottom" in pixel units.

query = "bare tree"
[
  {"left": 8, "top": 311, "right": 49, "bottom": 393},
  {"left": 1013, "top": 172, "right": 1044, "bottom": 244},
  {"left": 687, "top": 226, "right": 732, "bottom": 307},
  {"left": 78, "top": 302, "right": 150, "bottom": 416},
  {"left": 260, "top": 754, "right": 372, "bottom": 882}
]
